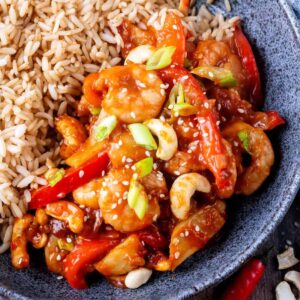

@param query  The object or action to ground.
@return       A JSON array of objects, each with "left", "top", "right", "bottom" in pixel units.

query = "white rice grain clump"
[{"left": 0, "top": 0, "right": 238, "bottom": 251}]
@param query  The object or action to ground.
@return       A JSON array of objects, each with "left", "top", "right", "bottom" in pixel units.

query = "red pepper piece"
[
  {"left": 196, "top": 111, "right": 235, "bottom": 198},
  {"left": 158, "top": 65, "right": 207, "bottom": 106},
  {"left": 64, "top": 238, "right": 119, "bottom": 289},
  {"left": 156, "top": 13, "right": 186, "bottom": 66},
  {"left": 137, "top": 225, "right": 168, "bottom": 251},
  {"left": 261, "top": 111, "right": 285, "bottom": 130},
  {"left": 29, "top": 152, "right": 110, "bottom": 209},
  {"left": 221, "top": 258, "right": 266, "bottom": 300},
  {"left": 234, "top": 24, "right": 263, "bottom": 107}
]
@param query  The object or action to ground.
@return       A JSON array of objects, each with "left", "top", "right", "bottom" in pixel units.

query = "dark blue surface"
[{"left": 1, "top": 1, "right": 300, "bottom": 299}]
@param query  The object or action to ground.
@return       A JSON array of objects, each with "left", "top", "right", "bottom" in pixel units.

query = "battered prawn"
[
  {"left": 91, "top": 65, "right": 166, "bottom": 123},
  {"left": 222, "top": 121, "right": 274, "bottom": 195},
  {"left": 98, "top": 168, "right": 160, "bottom": 232}
]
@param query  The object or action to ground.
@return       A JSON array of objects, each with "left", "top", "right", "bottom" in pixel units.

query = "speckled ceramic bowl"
[{"left": 1, "top": 1, "right": 300, "bottom": 299}]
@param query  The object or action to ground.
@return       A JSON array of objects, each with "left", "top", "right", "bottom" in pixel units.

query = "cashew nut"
[
  {"left": 275, "top": 281, "right": 296, "bottom": 300},
  {"left": 277, "top": 247, "right": 299, "bottom": 270},
  {"left": 11, "top": 214, "right": 33, "bottom": 269},
  {"left": 284, "top": 271, "right": 300, "bottom": 293},
  {"left": 125, "top": 45, "right": 156, "bottom": 65},
  {"left": 35, "top": 208, "right": 49, "bottom": 226},
  {"left": 45, "top": 201, "right": 84, "bottom": 234},
  {"left": 124, "top": 267, "right": 152, "bottom": 289},
  {"left": 170, "top": 173, "right": 211, "bottom": 220},
  {"left": 144, "top": 119, "right": 178, "bottom": 161}
]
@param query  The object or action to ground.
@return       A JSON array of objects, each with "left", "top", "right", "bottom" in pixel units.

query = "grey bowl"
[{"left": 1, "top": 0, "right": 300, "bottom": 299}]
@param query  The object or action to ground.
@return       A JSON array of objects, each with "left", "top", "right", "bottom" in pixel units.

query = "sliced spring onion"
[
  {"left": 238, "top": 130, "right": 250, "bottom": 153},
  {"left": 127, "top": 179, "right": 149, "bottom": 220},
  {"left": 146, "top": 46, "right": 176, "bottom": 71},
  {"left": 169, "top": 83, "right": 185, "bottom": 105},
  {"left": 89, "top": 107, "right": 101, "bottom": 116},
  {"left": 134, "top": 157, "right": 153, "bottom": 178},
  {"left": 49, "top": 169, "right": 65, "bottom": 187},
  {"left": 57, "top": 238, "right": 74, "bottom": 252},
  {"left": 94, "top": 115, "right": 117, "bottom": 141},
  {"left": 172, "top": 103, "right": 198, "bottom": 116},
  {"left": 125, "top": 45, "right": 156, "bottom": 65},
  {"left": 191, "top": 66, "right": 237, "bottom": 88},
  {"left": 128, "top": 123, "right": 157, "bottom": 150}
]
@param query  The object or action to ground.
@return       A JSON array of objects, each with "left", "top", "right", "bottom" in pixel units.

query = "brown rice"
[{"left": 0, "top": 0, "right": 238, "bottom": 253}]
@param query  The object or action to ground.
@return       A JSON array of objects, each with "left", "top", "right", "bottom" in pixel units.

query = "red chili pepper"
[
  {"left": 158, "top": 65, "right": 207, "bottom": 106},
  {"left": 221, "top": 258, "right": 266, "bottom": 300},
  {"left": 29, "top": 152, "right": 110, "bottom": 209},
  {"left": 156, "top": 13, "right": 186, "bottom": 66},
  {"left": 137, "top": 225, "right": 168, "bottom": 251},
  {"left": 64, "top": 238, "right": 119, "bottom": 289},
  {"left": 234, "top": 23, "right": 263, "bottom": 107},
  {"left": 263, "top": 111, "right": 285, "bottom": 130}
]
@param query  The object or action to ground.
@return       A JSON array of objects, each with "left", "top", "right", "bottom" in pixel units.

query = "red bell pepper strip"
[
  {"left": 156, "top": 13, "right": 186, "bottom": 66},
  {"left": 196, "top": 111, "right": 235, "bottom": 198},
  {"left": 29, "top": 152, "right": 110, "bottom": 209},
  {"left": 221, "top": 258, "right": 266, "bottom": 300},
  {"left": 262, "top": 111, "right": 285, "bottom": 130},
  {"left": 234, "top": 24, "right": 263, "bottom": 107},
  {"left": 64, "top": 238, "right": 119, "bottom": 289},
  {"left": 158, "top": 65, "right": 207, "bottom": 106}
]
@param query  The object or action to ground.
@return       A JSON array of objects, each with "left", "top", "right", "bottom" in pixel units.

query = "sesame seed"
[
  {"left": 204, "top": 102, "right": 209, "bottom": 109},
  {"left": 118, "top": 198, "right": 123, "bottom": 204},
  {"left": 183, "top": 127, "right": 189, "bottom": 133},
  {"left": 237, "top": 108, "right": 245, "bottom": 114},
  {"left": 79, "top": 170, "right": 84, "bottom": 178},
  {"left": 174, "top": 251, "right": 180, "bottom": 259},
  {"left": 173, "top": 25, "right": 178, "bottom": 30},
  {"left": 187, "top": 149, "right": 192, "bottom": 154},
  {"left": 136, "top": 80, "right": 146, "bottom": 88},
  {"left": 177, "top": 118, "right": 184, "bottom": 125},
  {"left": 153, "top": 163, "right": 158, "bottom": 170},
  {"left": 217, "top": 104, "right": 221, "bottom": 111},
  {"left": 56, "top": 254, "right": 61, "bottom": 261},
  {"left": 126, "top": 157, "right": 133, "bottom": 163},
  {"left": 221, "top": 116, "right": 227, "bottom": 122},
  {"left": 125, "top": 164, "right": 130, "bottom": 169},
  {"left": 202, "top": 132, "right": 209, "bottom": 137},
  {"left": 195, "top": 225, "right": 200, "bottom": 232},
  {"left": 216, "top": 120, "right": 221, "bottom": 126},
  {"left": 145, "top": 151, "right": 151, "bottom": 157},
  {"left": 180, "top": 232, "right": 184, "bottom": 238},
  {"left": 118, "top": 140, "right": 123, "bottom": 146},
  {"left": 173, "top": 79, "right": 177, "bottom": 84},
  {"left": 130, "top": 112, "right": 136, "bottom": 119},
  {"left": 168, "top": 104, "right": 174, "bottom": 109},
  {"left": 112, "top": 214, "right": 118, "bottom": 220},
  {"left": 122, "top": 180, "right": 129, "bottom": 186},
  {"left": 133, "top": 173, "right": 138, "bottom": 180},
  {"left": 115, "top": 191, "right": 120, "bottom": 197},
  {"left": 208, "top": 71, "right": 214, "bottom": 78},
  {"left": 173, "top": 238, "right": 179, "bottom": 245},
  {"left": 112, "top": 180, "right": 118, "bottom": 185},
  {"left": 111, "top": 203, "right": 117, "bottom": 209},
  {"left": 159, "top": 194, "right": 165, "bottom": 198},
  {"left": 182, "top": 75, "right": 189, "bottom": 80},
  {"left": 57, "top": 276, "right": 63, "bottom": 280},
  {"left": 185, "top": 230, "right": 189, "bottom": 237},
  {"left": 160, "top": 115, "right": 166, "bottom": 122},
  {"left": 188, "top": 122, "right": 193, "bottom": 127},
  {"left": 153, "top": 214, "right": 158, "bottom": 221},
  {"left": 193, "top": 132, "right": 199, "bottom": 138},
  {"left": 233, "top": 141, "right": 239, "bottom": 147},
  {"left": 66, "top": 237, "right": 72, "bottom": 243},
  {"left": 101, "top": 170, "right": 105, "bottom": 176},
  {"left": 174, "top": 171, "right": 180, "bottom": 176},
  {"left": 122, "top": 156, "right": 126, "bottom": 163},
  {"left": 199, "top": 119, "right": 205, "bottom": 124},
  {"left": 174, "top": 112, "right": 179, "bottom": 117}
]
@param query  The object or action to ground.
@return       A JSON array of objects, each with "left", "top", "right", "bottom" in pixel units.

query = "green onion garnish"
[
  {"left": 172, "top": 103, "right": 198, "bottom": 116},
  {"left": 90, "top": 107, "right": 101, "bottom": 116},
  {"left": 127, "top": 179, "right": 149, "bottom": 220},
  {"left": 191, "top": 66, "right": 237, "bottom": 88},
  {"left": 146, "top": 46, "right": 176, "bottom": 70},
  {"left": 238, "top": 130, "right": 250, "bottom": 153},
  {"left": 49, "top": 169, "right": 65, "bottom": 187},
  {"left": 134, "top": 157, "right": 153, "bottom": 178},
  {"left": 128, "top": 123, "right": 157, "bottom": 150},
  {"left": 169, "top": 83, "right": 185, "bottom": 105},
  {"left": 57, "top": 238, "right": 74, "bottom": 252},
  {"left": 94, "top": 115, "right": 117, "bottom": 141}
]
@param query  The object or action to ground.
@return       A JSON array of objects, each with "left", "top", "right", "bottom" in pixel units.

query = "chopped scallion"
[
  {"left": 127, "top": 179, "right": 149, "bottom": 220},
  {"left": 238, "top": 130, "right": 251, "bottom": 153},
  {"left": 49, "top": 169, "right": 65, "bottom": 187},
  {"left": 172, "top": 103, "right": 198, "bottom": 116},
  {"left": 134, "top": 157, "right": 153, "bottom": 178},
  {"left": 128, "top": 123, "right": 157, "bottom": 150},
  {"left": 169, "top": 83, "right": 185, "bottom": 105},
  {"left": 94, "top": 115, "right": 117, "bottom": 141},
  {"left": 191, "top": 66, "right": 237, "bottom": 88},
  {"left": 90, "top": 107, "right": 101, "bottom": 116},
  {"left": 146, "top": 46, "right": 176, "bottom": 70}
]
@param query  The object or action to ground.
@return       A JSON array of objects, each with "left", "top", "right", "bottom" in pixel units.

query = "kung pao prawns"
[{"left": 11, "top": 13, "right": 284, "bottom": 289}]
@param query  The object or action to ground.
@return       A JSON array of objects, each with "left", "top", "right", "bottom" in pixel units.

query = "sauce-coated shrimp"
[
  {"left": 222, "top": 121, "right": 274, "bottom": 195},
  {"left": 55, "top": 115, "right": 87, "bottom": 159},
  {"left": 93, "top": 65, "right": 166, "bottom": 123},
  {"left": 98, "top": 169, "right": 160, "bottom": 232}
]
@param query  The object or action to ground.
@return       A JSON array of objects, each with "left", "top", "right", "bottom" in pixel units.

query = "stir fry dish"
[{"left": 10, "top": 13, "right": 284, "bottom": 289}]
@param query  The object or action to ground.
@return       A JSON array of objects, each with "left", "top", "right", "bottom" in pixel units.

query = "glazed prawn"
[
  {"left": 98, "top": 168, "right": 160, "bottom": 232},
  {"left": 222, "top": 121, "right": 274, "bottom": 195},
  {"left": 86, "top": 65, "right": 166, "bottom": 123}
]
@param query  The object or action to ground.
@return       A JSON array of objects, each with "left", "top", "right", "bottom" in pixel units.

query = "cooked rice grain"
[{"left": 0, "top": 0, "right": 236, "bottom": 249}]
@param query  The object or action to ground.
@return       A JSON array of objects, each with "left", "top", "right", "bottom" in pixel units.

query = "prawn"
[
  {"left": 92, "top": 65, "right": 166, "bottom": 123},
  {"left": 98, "top": 168, "right": 160, "bottom": 232},
  {"left": 222, "top": 121, "right": 274, "bottom": 195}
]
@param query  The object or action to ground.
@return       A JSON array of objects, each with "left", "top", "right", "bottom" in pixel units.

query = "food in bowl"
[{"left": 1, "top": 0, "right": 284, "bottom": 290}]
